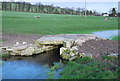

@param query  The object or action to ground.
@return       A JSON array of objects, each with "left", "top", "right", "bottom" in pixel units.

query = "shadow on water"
[{"left": 2, "top": 46, "right": 63, "bottom": 79}]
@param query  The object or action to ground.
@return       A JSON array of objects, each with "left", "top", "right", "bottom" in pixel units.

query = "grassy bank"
[
  {"left": 49, "top": 57, "right": 119, "bottom": 79},
  {"left": 0, "top": 54, "right": 10, "bottom": 58},
  {"left": 2, "top": 11, "right": 118, "bottom": 35},
  {"left": 112, "top": 36, "right": 120, "bottom": 41}
]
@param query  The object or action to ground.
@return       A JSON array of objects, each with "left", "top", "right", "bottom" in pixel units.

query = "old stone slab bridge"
[{"left": 1, "top": 34, "right": 108, "bottom": 61}]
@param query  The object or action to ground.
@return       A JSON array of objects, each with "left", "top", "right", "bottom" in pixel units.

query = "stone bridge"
[{"left": 1, "top": 34, "right": 107, "bottom": 61}]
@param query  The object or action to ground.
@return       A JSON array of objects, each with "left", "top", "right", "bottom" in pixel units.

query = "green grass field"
[{"left": 2, "top": 11, "right": 118, "bottom": 35}]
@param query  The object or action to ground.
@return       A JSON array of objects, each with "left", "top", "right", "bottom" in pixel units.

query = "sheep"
[
  {"left": 34, "top": 16, "right": 37, "bottom": 18},
  {"left": 34, "top": 16, "right": 40, "bottom": 18},
  {"left": 104, "top": 18, "right": 108, "bottom": 21},
  {"left": 37, "top": 16, "right": 40, "bottom": 18}
]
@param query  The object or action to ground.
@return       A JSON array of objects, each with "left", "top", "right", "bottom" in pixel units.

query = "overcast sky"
[
  {"left": 1, "top": 0, "right": 119, "bottom": 13},
  {"left": 1, "top": 0, "right": 119, "bottom": 2}
]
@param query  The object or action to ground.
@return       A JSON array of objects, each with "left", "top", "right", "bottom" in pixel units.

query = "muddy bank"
[{"left": 78, "top": 39, "right": 119, "bottom": 58}]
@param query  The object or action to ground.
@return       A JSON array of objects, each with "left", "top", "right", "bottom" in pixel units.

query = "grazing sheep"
[
  {"left": 104, "top": 18, "right": 108, "bottom": 21},
  {"left": 34, "top": 16, "right": 40, "bottom": 18},
  {"left": 34, "top": 16, "right": 37, "bottom": 18},
  {"left": 37, "top": 16, "right": 40, "bottom": 18}
]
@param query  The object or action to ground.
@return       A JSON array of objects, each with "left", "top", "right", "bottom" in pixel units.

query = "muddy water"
[{"left": 2, "top": 48, "right": 62, "bottom": 79}]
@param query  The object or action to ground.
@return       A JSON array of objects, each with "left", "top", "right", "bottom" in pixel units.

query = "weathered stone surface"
[
  {"left": 22, "top": 42, "right": 27, "bottom": 45},
  {"left": 4, "top": 43, "right": 57, "bottom": 56},
  {"left": 2, "top": 34, "right": 107, "bottom": 59},
  {"left": 74, "top": 40, "right": 85, "bottom": 46},
  {"left": 78, "top": 53, "right": 85, "bottom": 57},
  {"left": 13, "top": 45, "right": 28, "bottom": 51},
  {"left": 60, "top": 47, "right": 68, "bottom": 55},
  {"left": 21, "top": 47, "right": 35, "bottom": 56},
  {"left": 71, "top": 46, "right": 79, "bottom": 50},
  {"left": 0, "top": 47, "right": 8, "bottom": 54},
  {"left": 37, "top": 36, "right": 65, "bottom": 45},
  {"left": 69, "top": 56, "right": 78, "bottom": 61},
  {"left": 60, "top": 47, "right": 78, "bottom": 60},
  {"left": 63, "top": 39, "right": 75, "bottom": 48},
  {"left": 37, "top": 34, "right": 99, "bottom": 46},
  {"left": 10, "top": 50, "right": 21, "bottom": 55},
  {"left": 82, "top": 53, "right": 93, "bottom": 59},
  {"left": 34, "top": 47, "right": 43, "bottom": 54},
  {"left": 6, "top": 49, "right": 14, "bottom": 52},
  {"left": 60, "top": 47, "right": 71, "bottom": 59}
]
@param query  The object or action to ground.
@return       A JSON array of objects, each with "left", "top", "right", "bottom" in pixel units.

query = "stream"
[
  {"left": 2, "top": 48, "right": 62, "bottom": 79},
  {"left": 1, "top": 30, "right": 119, "bottom": 79}
]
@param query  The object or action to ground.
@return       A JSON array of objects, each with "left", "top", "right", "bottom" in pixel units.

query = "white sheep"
[
  {"left": 37, "top": 16, "right": 40, "bottom": 18},
  {"left": 104, "top": 18, "right": 108, "bottom": 21},
  {"left": 34, "top": 16, "right": 37, "bottom": 18}
]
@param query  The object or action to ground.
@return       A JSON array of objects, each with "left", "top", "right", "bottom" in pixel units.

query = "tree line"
[{"left": 0, "top": 1, "right": 98, "bottom": 16}]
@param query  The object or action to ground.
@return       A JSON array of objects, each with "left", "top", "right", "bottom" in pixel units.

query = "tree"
[
  {"left": 25, "top": 2, "right": 31, "bottom": 12},
  {"left": 76, "top": 7, "right": 81, "bottom": 15},
  {"left": 86, "top": 10, "right": 89, "bottom": 15},
  {"left": 112, "top": 8, "right": 116, "bottom": 16},
  {"left": 35, "top": 2, "right": 42, "bottom": 13},
  {"left": 49, "top": 4, "right": 55, "bottom": 14},
  {"left": 118, "top": 13, "right": 120, "bottom": 17},
  {"left": 89, "top": 10, "right": 93, "bottom": 16},
  {"left": 93, "top": 10, "right": 97, "bottom": 16},
  {"left": 0, "top": 2, "right": 2, "bottom": 10}
]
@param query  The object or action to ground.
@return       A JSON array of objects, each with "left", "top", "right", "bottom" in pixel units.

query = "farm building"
[{"left": 102, "top": 13, "right": 109, "bottom": 17}]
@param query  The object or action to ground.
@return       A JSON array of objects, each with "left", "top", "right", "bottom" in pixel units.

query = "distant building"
[{"left": 102, "top": 13, "right": 109, "bottom": 17}]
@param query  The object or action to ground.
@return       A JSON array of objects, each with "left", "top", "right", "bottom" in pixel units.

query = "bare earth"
[{"left": 78, "top": 39, "right": 120, "bottom": 58}]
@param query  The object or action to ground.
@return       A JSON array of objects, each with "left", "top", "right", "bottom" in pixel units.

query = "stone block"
[
  {"left": 82, "top": 54, "right": 93, "bottom": 59},
  {"left": 21, "top": 47, "right": 35, "bottom": 56}
]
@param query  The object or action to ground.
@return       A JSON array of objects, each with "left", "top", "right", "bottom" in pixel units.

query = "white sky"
[
  {"left": 1, "top": 0, "right": 119, "bottom": 13},
  {"left": 1, "top": 0, "right": 120, "bottom": 2}
]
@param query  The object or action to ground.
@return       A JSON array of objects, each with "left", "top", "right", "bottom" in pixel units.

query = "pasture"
[
  {"left": 2, "top": 11, "right": 118, "bottom": 35},
  {"left": 2, "top": 11, "right": 119, "bottom": 79}
]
